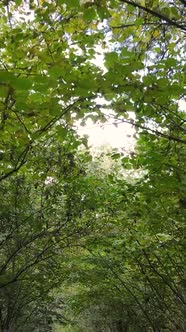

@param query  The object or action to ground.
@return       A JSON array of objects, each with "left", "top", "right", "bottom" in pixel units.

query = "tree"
[
  {"left": 0, "top": 136, "right": 111, "bottom": 330},
  {"left": 60, "top": 141, "right": 185, "bottom": 331},
  {"left": 0, "top": 0, "right": 185, "bottom": 331}
]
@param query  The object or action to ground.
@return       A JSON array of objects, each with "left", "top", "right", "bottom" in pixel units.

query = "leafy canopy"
[{"left": 0, "top": 0, "right": 185, "bottom": 331}]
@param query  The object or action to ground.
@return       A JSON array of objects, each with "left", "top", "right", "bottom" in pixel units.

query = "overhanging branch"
[
  {"left": 109, "top": 116, "right": 186, "bottom": 145},
  {"left": 120, "top": 0, "right": 186, "bottom": 32}
]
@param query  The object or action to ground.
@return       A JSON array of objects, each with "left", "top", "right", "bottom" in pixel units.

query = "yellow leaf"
[
  {"left": 153, "top": 30, "right": 160, "bottom": 38},
  {"left": 140, "top": 0, "right": 146, "bottom": 6}
]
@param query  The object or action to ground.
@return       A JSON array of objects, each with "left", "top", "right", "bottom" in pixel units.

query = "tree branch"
[
  {"left": 120, "top": 0, "right": 186, "bottom": 32},
  {"left": 179, "top": 0, "right": 186, "bottom": 6},
  {"left": 109, "top": 116, "right": 186, "bottom": 145},
  {"left": 0, "top": 143, "right": 32, "bottom": 182}
]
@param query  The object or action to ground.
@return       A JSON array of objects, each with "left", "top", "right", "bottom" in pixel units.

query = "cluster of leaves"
[{"left": 0, "top": 0, "right": 185, "bottom": 331}]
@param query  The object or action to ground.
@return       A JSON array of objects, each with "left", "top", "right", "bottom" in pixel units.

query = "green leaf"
[
  {"left": 105, "top": 52, "right": 118, "bottom": 68},
  {"left": 15, "top": 0, "right": 22, "bottom": 5},
  {"left": 165, "top": 58, "right": 177, "bottom": 67},
  {"left": 66, "top": 0, "right": 79, "bottom": 8},
  {"left": 111, "top": 153, "right": 121, "bottom": 160},
  {"left": 97, "top": 6, "right": 111, "bottom": 20},
  {"left": 83, "top": 8, "right": 97, "bottom": 21},
  {"left": 57, "top": 126, "right": 68, "bottom": 138},
  {"left": 49, "top": 105, "right": 61, "bottom": 116},
  {"left": 73, "top": 87, "right": 90, "bottom": 97},
  {"left": 81, "top": 135, "right": 88, "bottom": 147},
  {"left": 0, "top": 71, "right": 14, "bottom": 83},
  {"left": 11, "top": 77, "right": 32, "bottom": 90},
  {"left": 0, "top": 85, "right": 9, "bottom": 98}
]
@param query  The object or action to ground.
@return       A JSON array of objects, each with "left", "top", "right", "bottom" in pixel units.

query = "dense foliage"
[{"left": 0, "top": 0, "right": 185, "bottom": 331}]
